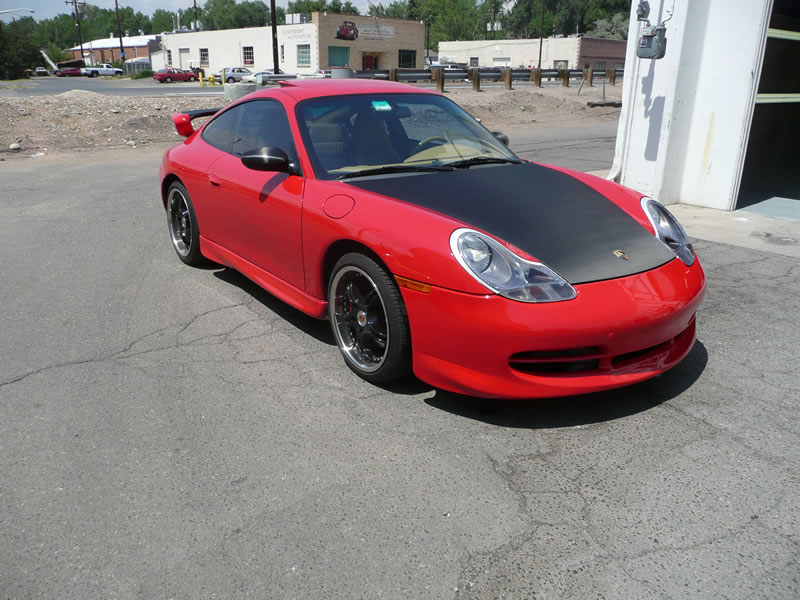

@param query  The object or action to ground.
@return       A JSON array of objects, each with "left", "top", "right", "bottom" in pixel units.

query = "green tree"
[
  {"left": 287, "top": 0, "right": 327, "bottom": 12},
  {"left": 232, "top": 0, "right": 270, "bottom": 27},
  {"left": 34, "top": 14, "right": 82, "bottom": 50},
  {"left": 203, "top": 0, "right": 239, "bottom": 29},
  {"left": 0, "top": 17, "right": 41, "bottom": 79},
  {"left": 588, "top": 11, "right": 628, "bottom": 39},
  {"left": 502, "top": 0, "right": 628, "bottom": 39},
  {"left": 117, "top": 6, "right": 152, "bottom": 35},
  {"left": 286, "top": 0, "right": 359, "bottom": 15},
  {"left": 46, "top": 40, "right": 72, "bottom": 63},
  {"left": 151, "top": 9, "right": 175, "bottom": 33},
  {"left": 414, "top": 0, "right": 485, "bottom": 48},
  {"left": 368, "top": 1, "right": 410, "bottom": 19}
]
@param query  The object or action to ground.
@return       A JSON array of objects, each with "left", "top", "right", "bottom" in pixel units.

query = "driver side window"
[{"left": 233, "top": 100, "right": 296, "bottom": 161}]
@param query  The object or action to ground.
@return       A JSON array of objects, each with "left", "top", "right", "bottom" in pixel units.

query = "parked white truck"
[{"left": 81, "top": 64, "right": 123, "bottom": 77}]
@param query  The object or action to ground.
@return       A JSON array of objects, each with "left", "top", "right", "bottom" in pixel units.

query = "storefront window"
[
  {"left": 398, "top": 49, "right": 416, "bottom": 69},
  {"left": 297, "top": 44, "right": 311, "bottom": 66},
  {"left": 328, "top": 46, "right": 349, "bottom": 67}
]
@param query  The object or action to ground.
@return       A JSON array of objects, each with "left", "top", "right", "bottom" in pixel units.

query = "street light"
[{"left": 0, "top": 8, "right": 35, "bottom": 17}]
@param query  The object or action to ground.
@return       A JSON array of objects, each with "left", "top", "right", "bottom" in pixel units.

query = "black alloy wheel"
[
  {"left": 166, "top": 181, "right": 205, "bottom": 266},
  {"left": 328, "top": 253, "right": 411, "bottom": 384}
]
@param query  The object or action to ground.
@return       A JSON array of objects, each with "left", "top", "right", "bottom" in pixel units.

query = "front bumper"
[{"left": 402, "top": 257, "right": 706, "bottom": 399}]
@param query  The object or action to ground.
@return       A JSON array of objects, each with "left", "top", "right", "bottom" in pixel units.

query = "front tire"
[
  {"left": 328, "top": 253, "right": 411, "bottom": 384},
  {"left": 166, "top": 181, "right": 205, "bottom": 266},
  {"left": 226, "top": 76, "right": 235, "bottom": 83},
  {"left": 165, "top": 76, "right": 172, "bottom": 83}
]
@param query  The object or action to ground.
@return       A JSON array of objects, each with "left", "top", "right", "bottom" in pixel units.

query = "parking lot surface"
[{"left": 1, "top": 148, "right": 798, "bottom": 599}]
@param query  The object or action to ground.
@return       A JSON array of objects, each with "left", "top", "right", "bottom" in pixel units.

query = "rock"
[
  {"left": 126, "top": 140, "right": 136, "bottom": 146},
  {"left": 111, "top": 109, "right": 120, "bottom": 113},
  {"left": 9, "top": 143, "right": 21, "bottom": 151}
]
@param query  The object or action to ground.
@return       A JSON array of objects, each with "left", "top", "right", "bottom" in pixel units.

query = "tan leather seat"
[
  {"left": 350, "top": 111, "right": 401, "bottom": 166},
  {"left": 308, "top": 122, "right": 348, "bottom": 171}
]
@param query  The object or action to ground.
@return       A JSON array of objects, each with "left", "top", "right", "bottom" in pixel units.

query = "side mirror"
[
  {"left": 492, "top": 131, "right": 510, "bottom": 146},
  {"left": 241, "top": 147, "right": 298, "bottom": 174}
]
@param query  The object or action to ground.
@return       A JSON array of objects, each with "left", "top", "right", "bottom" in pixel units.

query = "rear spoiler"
[{"left": 171, "top": 108, "right": 222, "bottom": 138}]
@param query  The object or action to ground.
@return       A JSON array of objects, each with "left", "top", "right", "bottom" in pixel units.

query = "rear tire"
[
  {"left": 189, "top": 76, "right": 195, "bottom": 82},
  {"left": 328, "top": 253, "right": 411, "bottom": 384},
  {"left": 166, "top": 181, "right": 205, "bottom": 266}
]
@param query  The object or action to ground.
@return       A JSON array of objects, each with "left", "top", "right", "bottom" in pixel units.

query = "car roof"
[{"left": 261, "top": 79, "right": 439, "bottom": 101}]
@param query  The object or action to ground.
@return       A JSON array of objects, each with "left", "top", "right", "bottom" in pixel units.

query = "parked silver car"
[
  {"left": 240, "top": 69, "right": 296, "bottom": 84},
  {"left": 212, "top": 67, "right": 252, "bottom": 83}
]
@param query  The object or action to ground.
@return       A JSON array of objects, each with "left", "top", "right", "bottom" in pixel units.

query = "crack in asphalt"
[{"left": 0, "top": 301, "right": 252, "bottom": 390}]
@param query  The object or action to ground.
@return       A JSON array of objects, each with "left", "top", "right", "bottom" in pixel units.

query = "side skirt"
[{"left": 200, "top": 236, "right": 327, "bottom": 319}]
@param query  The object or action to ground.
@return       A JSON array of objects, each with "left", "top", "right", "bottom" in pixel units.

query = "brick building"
[{"left": 69, "top": 34, "right": 158, "bottom": 65}]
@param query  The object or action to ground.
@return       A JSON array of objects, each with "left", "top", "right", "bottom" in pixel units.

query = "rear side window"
[{"left": 201, "top": 105, "right": 241, "bottom": 153}]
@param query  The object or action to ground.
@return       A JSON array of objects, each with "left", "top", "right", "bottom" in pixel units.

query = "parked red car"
[
  {"left": 336, "top": 20, "right": 358, "bottom": 40},
  {"left": 153, "top": 68, "right": 197, "bottom": 83},
  {"left": 159, "top": 80, "right": 705, "bottom": 399},
  {"left": 56, "top": 67, "right": 82, "bottom": 77}
]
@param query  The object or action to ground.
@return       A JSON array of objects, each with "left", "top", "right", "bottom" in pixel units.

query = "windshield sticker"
[{"left": 372, "top": 100, "right": 392, "bottom": 112}]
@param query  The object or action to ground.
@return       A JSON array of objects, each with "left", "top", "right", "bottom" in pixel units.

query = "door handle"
[{"left": 209, "top": 174, "right": 221, "bottom": 187}]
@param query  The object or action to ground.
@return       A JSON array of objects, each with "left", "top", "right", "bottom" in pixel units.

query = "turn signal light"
[{"left": 394, "top": 276, "right": 431, "bottom": 293}]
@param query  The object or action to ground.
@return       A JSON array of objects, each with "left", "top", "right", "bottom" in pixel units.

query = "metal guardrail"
[{"left": 252, "top": 65, "right": 623, "bottom": 91}]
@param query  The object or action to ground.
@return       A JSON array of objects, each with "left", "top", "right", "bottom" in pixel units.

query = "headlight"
[
  {"left": 450, "top": 228, "right": 576, "bottom": 303},
  {"left": 641, "top": 197, "right": 695, "bottom": 266}
]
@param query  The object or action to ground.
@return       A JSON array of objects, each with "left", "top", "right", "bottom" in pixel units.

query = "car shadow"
[
  {"left": 424, "top": 341, "right": 708, "bottom": 429},
  {"left": 212, "top": 267, "right": 335, "bottom": 345}
]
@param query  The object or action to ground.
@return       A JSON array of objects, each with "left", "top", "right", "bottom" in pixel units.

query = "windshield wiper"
[
  {"left": 338, "top": 165, "right": 455, "bottom": 179},
  {"left": 446, "top": 156, "right": 522, "bottom": 169}
]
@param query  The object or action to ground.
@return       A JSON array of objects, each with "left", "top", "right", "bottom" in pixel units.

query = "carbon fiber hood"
[{"left": 344, "top": 162, "right": 675, "bottom": 284}]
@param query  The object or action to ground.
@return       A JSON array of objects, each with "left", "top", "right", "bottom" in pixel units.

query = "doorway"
[
  {"left": 362, "top": 54, "right": 379, "bottom": 70},
  {"left": 737, "top": 0, "right": 800, "bottom": 210}
]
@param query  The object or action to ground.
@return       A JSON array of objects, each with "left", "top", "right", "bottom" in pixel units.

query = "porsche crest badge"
[{"left": 613, "top": 249, "right": 629, "bottom": 260}]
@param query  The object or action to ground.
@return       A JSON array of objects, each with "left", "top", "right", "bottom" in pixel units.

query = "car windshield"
[{"left": 295, "top": 93, "right": 519, "bottom": 180}]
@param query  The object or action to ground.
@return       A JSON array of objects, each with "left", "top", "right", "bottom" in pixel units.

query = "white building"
[
  {"left": 438, "top": 36, "right": 626, "bottom": 70},
  {"left": 151, "top": 12, "right": 425, "bottom": 76},
  {"left": 611, "top": 0, "right": 799, "bottom": 212}
]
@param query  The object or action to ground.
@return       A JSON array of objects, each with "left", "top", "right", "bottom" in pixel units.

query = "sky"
[{"left": 0, "top": 0, "right": 373, "bottom": 23}]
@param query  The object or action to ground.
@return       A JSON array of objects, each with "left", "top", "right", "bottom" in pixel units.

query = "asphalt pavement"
[{"left": 1, "top": 145, "right": 798, "bottom": 599}]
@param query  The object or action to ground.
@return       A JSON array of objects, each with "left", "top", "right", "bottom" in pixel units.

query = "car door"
[{"left": 205, "top": 99, "right": 305, "bottom": 289}]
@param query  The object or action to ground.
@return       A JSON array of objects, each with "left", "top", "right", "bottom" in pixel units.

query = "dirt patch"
[{"left": 0, "top": 82, "right": 621, "bottom": 158}]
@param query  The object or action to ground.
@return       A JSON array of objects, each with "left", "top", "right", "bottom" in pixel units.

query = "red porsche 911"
[{"left": 160, "top": 80, "right": 705, "bottom": 399}]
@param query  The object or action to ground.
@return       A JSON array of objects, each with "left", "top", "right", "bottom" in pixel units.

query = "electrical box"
[{"left": 638, "top": 24, "right": 667, "bottom": 59}]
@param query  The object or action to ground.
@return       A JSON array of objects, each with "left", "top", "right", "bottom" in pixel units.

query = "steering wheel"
[{"left": 411, "top": 135, "right": 449, "bottom": 155}]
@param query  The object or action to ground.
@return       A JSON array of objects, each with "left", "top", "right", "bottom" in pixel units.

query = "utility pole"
[
  {"left": 270, "top": 0, "right": 279, "bottom": 73},
  {"left": 491, "top": 0, "right": 497, "bottom": 40},
  {"left": 537, "top": 0, "right": 545, "bottom": 69},
  {"left": 114, "top": 0, "right": 124, "bottom": 65},
  {"left": 425, "top": 15, "right": 430, "bottom": 65},
  {"left": 193, "top": 0, "right": 199, "bottom": 29},
  {"left": 65, "top": 0, "right": 86, "bottom": 66}
]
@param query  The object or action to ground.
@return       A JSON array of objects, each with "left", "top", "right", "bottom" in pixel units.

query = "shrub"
[{"left": 133, "top": 69, "right": 154, "bottom": 79}]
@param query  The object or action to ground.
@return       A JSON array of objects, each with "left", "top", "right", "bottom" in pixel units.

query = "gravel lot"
[{"left": 0, "top": 82, "right": 622, "bottom": 157}]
